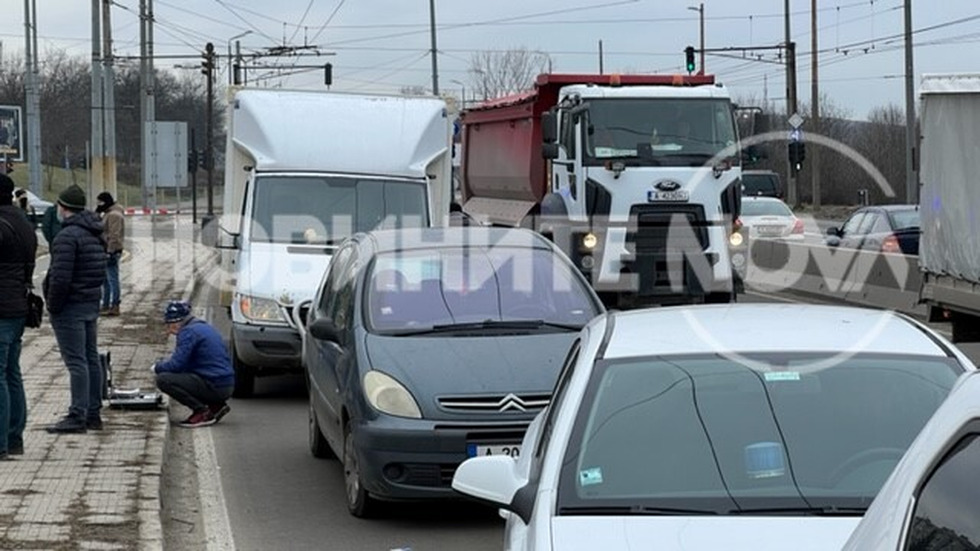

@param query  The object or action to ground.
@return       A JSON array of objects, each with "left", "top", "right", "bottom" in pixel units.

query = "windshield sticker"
[
  {"left": 764, "top": 371, "right": 801, "bottom": 382},
  {"left": 579, "top": 467, "right": 604, "bottom": 487}
]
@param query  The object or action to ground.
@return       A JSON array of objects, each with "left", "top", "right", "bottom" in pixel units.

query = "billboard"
[
  {"left": 148, "top": 121, "right": 189, "bottom": 188},
  {"left": 0, "top": 105, "right": 23, "bottom": 161}
]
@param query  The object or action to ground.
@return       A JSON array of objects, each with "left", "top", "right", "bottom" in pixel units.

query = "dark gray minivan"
[{"left": 742, "top": 170, "right": 783, "bottom": 198}]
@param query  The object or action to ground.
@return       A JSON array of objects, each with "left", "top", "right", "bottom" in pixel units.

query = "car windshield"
[
  {"left": 584, "top": 98, "right": 737, "bottom": 167},
  {"left": 366, "top": 247, "right": 599, "bottom": 333},
  {"left": 741, "top": 200, "right": 793, "bottom": 217},
  {"left": 249, "top": 175, "right": 428, "bottom": 244},
  {"left": 558, "top": 353, "right": 961, "bottom": 515},
  {"left": 888, "top": 209, "right": 920, "bottom": 230}
]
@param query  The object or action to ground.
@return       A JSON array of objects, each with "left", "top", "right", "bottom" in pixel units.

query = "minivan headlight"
[
  {"left": 238, "top": 295, "right": 285, "bottom": 322},
  {"left": 364, "top": 371, "right": 422, "bottom": 418}
]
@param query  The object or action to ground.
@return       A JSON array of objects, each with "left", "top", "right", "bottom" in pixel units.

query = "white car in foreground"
[
  {"left": 843, "top": 370, "right": 980, "bottom": 550},
  {"left": 453, "top": 304, "right": 975, "bottom": 551}
]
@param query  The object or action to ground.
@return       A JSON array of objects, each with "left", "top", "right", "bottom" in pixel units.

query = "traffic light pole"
[{"left": 190, "top": 127, "right": 198, "bottom": 224}]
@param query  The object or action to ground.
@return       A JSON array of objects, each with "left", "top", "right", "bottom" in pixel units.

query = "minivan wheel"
[
  {"left": 308, "top": 397, "right": 333, "bottom": 459},
  {"left": 343, "top": 422, "right": 377, "bottom": 518}
]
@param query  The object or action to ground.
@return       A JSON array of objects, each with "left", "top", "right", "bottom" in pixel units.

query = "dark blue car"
[{"left": 300, "top": 227, "right": 603, "bottom": 517}]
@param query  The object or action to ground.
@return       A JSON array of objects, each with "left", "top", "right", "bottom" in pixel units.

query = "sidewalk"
[{"left": 0, "top": 218, "right": 212, "bottom": 550}]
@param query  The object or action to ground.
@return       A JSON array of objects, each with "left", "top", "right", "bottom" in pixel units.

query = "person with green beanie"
[{"left": 44, "top": 185, "right": 107, "bottom": 434}]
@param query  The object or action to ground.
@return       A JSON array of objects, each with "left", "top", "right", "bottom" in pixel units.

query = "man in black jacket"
[
  {"left": 0, "top": 174, "right": 37, "bottom": 458},
  {"left": 44, "top": 185, "right": 107, "bottom": 434}
]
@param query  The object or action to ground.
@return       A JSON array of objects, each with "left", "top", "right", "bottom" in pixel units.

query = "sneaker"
[
  {"left": 87, "top": 417, "right": 104, "bottom": 431},
  {"left": 178, "top": 410, "right": 216, "bottom": 428},
  {"left": 8, "top": 445, "right": 24, "bottom": 455},
  {"left": 46, "top": 416, "right": 88, "bottom": 434},
  {"left": 106, "top": 305, "right": 121, "bottom": 317},
  {"left": 0, "top": 452, "right": 11, "bottom": 461},
  {"left": 208, "top": 403, "right": 231, "bottom": 423}
]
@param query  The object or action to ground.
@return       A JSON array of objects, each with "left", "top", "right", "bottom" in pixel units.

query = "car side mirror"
[
  {"left": 452, "top": 455, "right": 533, "bottom": 524},
  {"left": 309, "top": 317, "right": 343, "bottom": 344},
  {"left": 826, "top": 226, "right": 840, "bottom": 237}
]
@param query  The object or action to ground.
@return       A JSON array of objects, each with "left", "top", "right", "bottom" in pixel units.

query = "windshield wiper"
[
  {"left": 729, "top": 506, "right": 866, "bottom": 516},
  {"left": 560, "top": 505, "right": 719, "bottom": 516},
  {"left": 389, "top": 319, "right": 583, "bottom": 336}
]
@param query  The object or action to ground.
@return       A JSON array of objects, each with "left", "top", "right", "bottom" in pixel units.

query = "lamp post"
[
  {"left": 450, "top": 79, "right": 465, "bottom": 110},
  {"left": 687, "top": 4, "right": 705, "bottom": 74},
  {"left": 227, "top": 30, "right": 252, "bottom": 85}
]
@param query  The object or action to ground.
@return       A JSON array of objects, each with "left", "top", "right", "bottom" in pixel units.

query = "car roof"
[
  {"left": 742, "top": 196, "right": 786, "bottom": 204},
  {"left": 601, "top": 304, "right": 950, "bottom": 358},
  {"left": 742, "top": 170, "right": 778, "bottom": 176},
  {"left": 359, "top": 227, "right": 553, "bottom": 255}
]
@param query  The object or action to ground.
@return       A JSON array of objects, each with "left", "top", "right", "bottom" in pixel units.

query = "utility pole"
[
  {"left": 202, "top": 42, "right": 216, "bottom": 217},
  {"left": 904, "top": 0, "right": 917, "bottom": 204},
  {"left": 140, "top": 0, "right": 157, "bottom": 209},
  {"left": 784, "top": 0, "right": 799, "bottom": 206},
  {"left": 23, "top": 0, "right": 41, "bottom": 196},
  {"left": 102, "top": 0, "right": 117, "bottom": 197},
  {"left": 698, "top": 3, "right": 705, "bottom": 74},
  {"left": 811, "top": 0, "right": 821, "bottom": 208},
  {"left": 598, "top": 40, "right": 604, "bottom": 74},
  {"left": 428, "top": 0, "right": 439, "bottom": 95},
  {"left": 90, "top": 0, "right": 104, "bottom": 204},
  {"left": 189, "top": 127, "right": 197, "bottom": 224}
]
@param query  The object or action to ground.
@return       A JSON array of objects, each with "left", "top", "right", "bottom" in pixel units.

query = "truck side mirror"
[
  {"left": 542, "top": 143, "right": 559, "bottom": 160},
  {"left": 541, "top": 111, "right": 558, "bottom": 144}
]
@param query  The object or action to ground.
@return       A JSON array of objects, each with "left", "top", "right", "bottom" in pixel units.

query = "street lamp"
[
  {"left": 227, "top": 30, "right": 253, "bottom": 85},
  {"left": 687, "top": 4, "right": 705, "bottom": 74},
  {"left": 450, "top": 79, "right": 466, "bottom": 110}
]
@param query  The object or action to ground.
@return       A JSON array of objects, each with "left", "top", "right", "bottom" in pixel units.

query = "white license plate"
[
  {"left": 467, "top": 443, "right": 521, "bottom": 458},
  {"left": 758, "top": 226, "right": 784, "bottom": 236},
  {"left": 648, "top": 190, "right": 690, "bottom": 202}
]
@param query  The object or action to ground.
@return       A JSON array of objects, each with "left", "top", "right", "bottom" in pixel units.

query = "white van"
[{"left": 215, "top": 89, "right": 452, "bottom": 396}]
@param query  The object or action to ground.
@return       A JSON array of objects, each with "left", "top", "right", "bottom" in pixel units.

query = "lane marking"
[{"left": 194, "top": 426, "right": 236, "bottom": 551}]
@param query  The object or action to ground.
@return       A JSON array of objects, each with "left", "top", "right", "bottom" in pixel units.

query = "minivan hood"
[
  {"left": 238, "top": 242, "right": 333, "bottom": 305},
  {"left": 550, "top": 516, "right": 860, "bottom": 551},
  {"left": 364, "top": 332, "right": 577, "bottom": 417}
]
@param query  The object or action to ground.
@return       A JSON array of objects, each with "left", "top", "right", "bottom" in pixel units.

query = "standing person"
[
  {"left": 44, "top": 184, "right": 106, "bottom": 434},
  {"left": 0, "top": 174, "right": 37, "bottom": 459},
  {"left": 152, "top": 300, "right": 234, "bottom": 428},
  {"left": 41, "top": 204, "right": 62, "bottom": 246},
  {"left": 96, "top": 192, "right": 125, "bottom": 316}
]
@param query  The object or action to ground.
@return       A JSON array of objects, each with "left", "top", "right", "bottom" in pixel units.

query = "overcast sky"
[{"left": 1, "top": 0, "right": 978, "bottom": 119}]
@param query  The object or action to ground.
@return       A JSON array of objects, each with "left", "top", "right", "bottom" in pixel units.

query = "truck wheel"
[
  {"left": 344, "top": 421, "right": 378, "bottom": 518},
  {"left": 308, "top": 396, "right": 334, "bottom": 459},
  {"left": 230, "top": 340, "right": 256, "bottom": 398},
  {"left": 951, "top": 313, "right": 980, "bottom": 343}
]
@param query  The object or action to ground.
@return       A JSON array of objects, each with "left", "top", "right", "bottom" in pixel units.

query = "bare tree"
[{"left": 469, "top": 48, "right": 552, "bottom": 100}]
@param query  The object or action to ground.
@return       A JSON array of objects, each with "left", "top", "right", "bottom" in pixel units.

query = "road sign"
[{"left": 788, "top": 112, "right": 805, "bottom": 129}]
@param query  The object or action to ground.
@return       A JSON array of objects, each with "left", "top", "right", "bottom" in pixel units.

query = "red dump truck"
[{"left": 459, "top": 73, "right": 743, "bottom": 307}]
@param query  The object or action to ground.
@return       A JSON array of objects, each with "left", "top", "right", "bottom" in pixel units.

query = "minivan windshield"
[
  {"left": 249, "top": 175, "right": 428, "bottom": 244},
  {"left": 558, "top": 353, "right": 961, "bottom": 515},
  {"left": 584, "top": 98, "right": 738, "bottom": 167},
  {"left": 366, "top": 247, "right": 600, "bottom": 333}
]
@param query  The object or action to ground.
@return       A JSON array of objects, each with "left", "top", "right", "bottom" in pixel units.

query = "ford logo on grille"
[{"left": 654, "top": 180, "right": 682, "bottom": 192}]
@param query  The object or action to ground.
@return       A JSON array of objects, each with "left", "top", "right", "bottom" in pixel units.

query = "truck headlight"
[
  {"left": 364, "top": 371, "right": 422, "bottom": 418},
  {"left": 729, "top": 231, "right": 744, "bottom": 247},
  {"left": 238, "top": 295, "right": 285, "bottom": 323}
]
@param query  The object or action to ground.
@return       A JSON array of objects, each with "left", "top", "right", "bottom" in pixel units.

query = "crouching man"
[{"left": 153, "top": 300, "right": 235, "bottom": 428}]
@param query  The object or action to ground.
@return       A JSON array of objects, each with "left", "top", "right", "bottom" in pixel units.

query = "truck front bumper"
[{"left": 232, "top": 322, "right": 302, "bottom": 371}]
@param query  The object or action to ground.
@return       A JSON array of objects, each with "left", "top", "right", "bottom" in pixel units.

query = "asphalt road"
[{"left": 189, "top": 240, "right": 978, "bottom": 551}]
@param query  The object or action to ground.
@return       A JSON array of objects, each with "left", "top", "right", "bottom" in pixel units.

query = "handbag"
[{"left": 25, "top": 289, "right": 44, "bottom": 328}]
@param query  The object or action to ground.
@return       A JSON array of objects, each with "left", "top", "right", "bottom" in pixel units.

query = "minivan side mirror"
[{"left": 309, "top": 317, "right": 343, "bottom": 344}]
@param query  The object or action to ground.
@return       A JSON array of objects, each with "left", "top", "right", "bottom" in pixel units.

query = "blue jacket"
[
  {"left": 155, "top": 318, "right": 235, "bottom": 388},
  {"left": 44, "top": 209, "right": 106, "bottom": 314}
]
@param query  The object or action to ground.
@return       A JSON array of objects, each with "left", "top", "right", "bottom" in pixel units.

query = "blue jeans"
[
  {"left": 50, "top": 301, "right": 102, "bottom": 421},
  {"left": 0, "top": 317, "right": 27, "bottom": 454},
  {"left": 102, "top": 251, "right": 121, "bottom": 308}
]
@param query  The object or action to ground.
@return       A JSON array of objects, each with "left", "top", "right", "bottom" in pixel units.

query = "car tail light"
[
  {"left": 791, "top": 218, "right": 804, "bottom": 234},
  {"left": 882, "top": 234, "right": 901, "bottom": 253}
]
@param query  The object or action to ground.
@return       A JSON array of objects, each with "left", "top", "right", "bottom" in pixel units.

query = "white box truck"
[
  {"left": 215, "top": 89, "right": 452, "bottom": 396},
  {"left": 919, "top": 74, "right": 980, "bottom": 342}
]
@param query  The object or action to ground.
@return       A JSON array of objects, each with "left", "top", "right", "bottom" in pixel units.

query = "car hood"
[
  {"left": 550, "top": 516, "right": 861, "bottom": 550},
  {"left": 363, "top": 332, "right": 577, "bottom": 417}
]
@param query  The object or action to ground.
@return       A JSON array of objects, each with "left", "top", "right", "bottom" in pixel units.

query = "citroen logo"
[
  {"left": 654, "top": 180, "right": 682, "bottom": 192},
  {"left": 497, "top": 393, "right": 527, "bottom": 412}
]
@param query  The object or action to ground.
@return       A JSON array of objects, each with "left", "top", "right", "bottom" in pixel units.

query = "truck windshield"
[
  {"left": 584, "top": 98, "right": 738, "bottom": 166},
  {"left": 249, "top": 175, "right": 428, "bottom": 244}
]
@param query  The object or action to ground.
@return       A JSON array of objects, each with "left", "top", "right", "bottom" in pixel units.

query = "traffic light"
[
  {"left": 789, "top": 141, "right": 806, "bottom": 173},
  {"left": 685, "top": 46, "right": 696, "bottom": 74},
  {"left": 324, "top": 63, "right": 333, "bottom": 86},
  {"left": 187, "top": 150, "right": 197, "bottom": 173},
  {"left": 198, "top": 148, "right": 208, "bottom": 171},
  {"left": 201, "top": 42, "right": 215, "bottom": 77}
]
